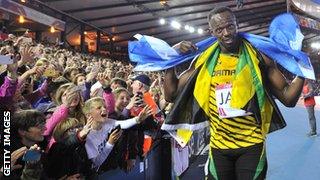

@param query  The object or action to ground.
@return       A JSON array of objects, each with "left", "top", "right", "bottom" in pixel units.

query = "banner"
[{"left": 0, "top": 0, "right": 65, "bottom": 31}]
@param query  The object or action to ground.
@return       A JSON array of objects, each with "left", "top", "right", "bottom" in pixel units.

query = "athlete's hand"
[{"left": 172, "top": 40, "right": 198, "bottom": 54}]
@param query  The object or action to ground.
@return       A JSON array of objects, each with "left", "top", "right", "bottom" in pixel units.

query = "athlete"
[{"left": 163, "top": 6, "right": 304, "bottom": 180}]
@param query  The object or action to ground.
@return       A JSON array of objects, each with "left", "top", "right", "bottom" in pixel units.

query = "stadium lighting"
[
  {"left": 171, "top": 21, "right": 181, "bottom": 29},
  {"left": 189, "top": 26, "right": 195, "bottom": 33},
  {"left": 50, "top": 26, "right": 55, "bottom": 33},
  {"left": 184, "top": 25, "right": 190, "bottom": 30},
  {"left": 311, "top": 42, "right": 320, "bottom": 49},
  {"left": 21, "top": 0, "right": 26, "bottom": 3},
  {"left": 18, "top": 15, "right": 25, "bottom": 23},
  {"left": 198, "top": 28, "right": 203, "bottom": 34},
  {"left": 159, "top": 18, "right": 166, "bottom": 25},
  {"left": 84, "top": 31, "right": 87, "bottom": 35}
]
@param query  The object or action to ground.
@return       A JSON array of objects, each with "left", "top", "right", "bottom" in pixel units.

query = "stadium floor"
[{"left": 181, "top": 101, "right": 320, "bottom": 180}]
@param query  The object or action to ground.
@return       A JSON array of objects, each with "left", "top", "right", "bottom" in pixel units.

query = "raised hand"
[
  {"left": 86, "top": 71, "right": 98, "bottom": 83},
  {"left": 97, "top": 72, "right": 110, "bottom": 87},
  {"left": 7, "top": 54, "right": 19, "bottom": 79},
  {"left": 78, "top": 116, "right": 93, "bottom": 139},
  {"left": 28, "top": 66, "right": 46, "bottom": 76},
  {"left": 137, "top": 105, "right": 153, "bottom": 123},
  {"left": 20, "top": 45, "right": 34, "bottom": 65},
  {"left": 126, "top": 94, "right": 144, "bottom": 109},
  {"left": 62, "top": 89, "right": 80, "bottom": 108},
  {"left": 11, "top": 146, "right": 28, "bottom": 171}
]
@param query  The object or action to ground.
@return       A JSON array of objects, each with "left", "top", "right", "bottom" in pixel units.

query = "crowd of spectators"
[{"left": 0, "top": 32, "right": 171, "bottom": 179}]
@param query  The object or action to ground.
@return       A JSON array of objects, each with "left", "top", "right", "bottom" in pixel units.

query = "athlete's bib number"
[{"left": 216, "top": 84, "right": 252, "bottom": 118}]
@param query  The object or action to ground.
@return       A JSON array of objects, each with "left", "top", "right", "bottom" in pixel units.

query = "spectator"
[
  {"left": 45, "top": 118, "right": 94, "bottom": 179},
  {"left": 302, "top": 79, "right": 317, "bottom": 137},
  {"left": 10, "top": 110, "right": 47, "bottom": 179},
  {"left": 82, "top": 97, "right": 152, "bottom": 173}
]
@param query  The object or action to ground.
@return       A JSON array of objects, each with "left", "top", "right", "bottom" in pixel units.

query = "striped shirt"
[{"left": 209, "top": 53, "right": 264, "bottom": 149}]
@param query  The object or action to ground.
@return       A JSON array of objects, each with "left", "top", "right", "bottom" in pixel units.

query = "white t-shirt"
[{"left": 85, "top": 117, "right": 138, "bottom": 170}]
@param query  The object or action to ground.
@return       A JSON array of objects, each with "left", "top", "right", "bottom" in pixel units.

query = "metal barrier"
[{"left": 98, "top": 136, "right": 173, "bottom": 180}]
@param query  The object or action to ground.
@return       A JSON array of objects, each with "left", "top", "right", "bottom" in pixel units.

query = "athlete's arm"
[
  {"left": 164, "top": 41, "right": 197, "bottom": 102},
  {"left": 262, "top": 53, "right": 305, "bottom": 107}
]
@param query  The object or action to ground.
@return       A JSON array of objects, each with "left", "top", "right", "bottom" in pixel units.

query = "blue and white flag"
[{"left": 128, "top": 13, "right": 315, "bottom": 80}]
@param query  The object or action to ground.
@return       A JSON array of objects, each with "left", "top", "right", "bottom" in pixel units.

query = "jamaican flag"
[{"left": 161, "top": 40, "right": 286, "bottom": 147}]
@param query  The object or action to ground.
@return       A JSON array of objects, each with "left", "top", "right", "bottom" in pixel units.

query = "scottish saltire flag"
[{"left": 128, "top": 13, "right": 315, "bottom": 80}]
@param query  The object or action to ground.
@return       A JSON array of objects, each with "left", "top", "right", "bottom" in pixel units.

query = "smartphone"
[
  {"left": 110, "top": 125, "right": 121, "bottom": 134},
  {"left": 0, "top": 55, "right": 13, "bottom": 64},
  {"left": 143, "top": 92, "right": 160, "bottom": 115},
  {"left": 135, "top": 92, "right": 144, "bottom": 105},
  {"left": 22, "top": 150, "right": 41, "bottom": 162}
]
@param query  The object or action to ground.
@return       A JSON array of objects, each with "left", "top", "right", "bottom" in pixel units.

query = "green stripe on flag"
[
  {"left": 242, "top": 45, "right": 265, "bottom": 109},
  {"left": 209, "top": 154, "right": 219, "bottom": 180},
  {"left": 253, "top": 150, "right": 266, "bottom": 179}
]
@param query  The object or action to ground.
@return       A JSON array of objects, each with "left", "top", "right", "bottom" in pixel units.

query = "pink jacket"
[
  {"left": 0, "top": 76, "right": 18, "bottom": 106},
  {"left": 103, "top": 91, "right": 115, "bottom": 115},
  {"left": 44, "top": 104, "right": 69, "bottom": 151}
]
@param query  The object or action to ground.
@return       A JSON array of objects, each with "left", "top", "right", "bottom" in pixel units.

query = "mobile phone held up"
[
  {"left": 22, "top": 149, "right": 41, "bottom": 162},
  {"left": 135, "top": 92, "right": 144, "bottom": 105},
  {"left": 110, "top": 125, "right": 121, "bottom": 134}
]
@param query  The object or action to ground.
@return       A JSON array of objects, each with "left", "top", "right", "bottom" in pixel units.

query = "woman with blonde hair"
[{"left": 44, "top": 83, "right": 86, "bottom": 151}]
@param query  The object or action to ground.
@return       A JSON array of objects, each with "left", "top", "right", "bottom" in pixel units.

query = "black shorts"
[{"left": 207, "top": 143, "right": 267, "bottom": 180}]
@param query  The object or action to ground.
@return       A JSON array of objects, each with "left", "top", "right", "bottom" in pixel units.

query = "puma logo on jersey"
[{"left": 213, "top": 69, "right": 236, "bottom": 76}]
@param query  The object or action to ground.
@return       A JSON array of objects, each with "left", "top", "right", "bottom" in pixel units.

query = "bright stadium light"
[
  {"left": 171, "top": 21, "right": 181, "bottom": 29},
  {"left": 189, "top": 26, "right": 195, "bottom": 33},
  {"left": 159, "top": 18, "right": 166, "bottom": 25},
  {"left": 19, "top": 15, "right": 25, "bottom": 23},
  {"left": 311, "top": 42, "right": 320, "bottom": 49},
  {"left": 184, "top": 25, "right": 190, "bottom": 30},
  {"left": 50, "top": 26, "right": 55, "bottom": 33},
  {"left": 198, "top": 28, "right": 204, "bottom": 34}
]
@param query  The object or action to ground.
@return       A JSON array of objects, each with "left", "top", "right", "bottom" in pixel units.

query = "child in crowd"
[
  {"left": 44, "top": 83, "right": 85, "bottom": 150},
  {"left": 82, "top": 97, "right": 152, "bottom": 171}
]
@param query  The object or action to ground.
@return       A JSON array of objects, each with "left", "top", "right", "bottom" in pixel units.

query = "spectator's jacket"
[
  {"left": 0, "top": 76, "right": 18, "bottom": 109},
  {"left": 303, "top": 83, "right": 316, "bottom": 107},
  {"left": 44, "top": 104, "right": 69, "bottom": 151}
]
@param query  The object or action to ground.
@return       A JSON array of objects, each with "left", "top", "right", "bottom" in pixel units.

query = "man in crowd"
[
  {"left": 302, "top": 79, "right": 317, "bottom": 137},
  {"left": 164, "top": 6, "right": 305, "bottom": 179}
]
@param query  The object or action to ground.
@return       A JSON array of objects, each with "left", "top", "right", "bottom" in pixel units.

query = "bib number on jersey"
[{"left": 216, "top": 84, "right": 252, "bottom": 118}]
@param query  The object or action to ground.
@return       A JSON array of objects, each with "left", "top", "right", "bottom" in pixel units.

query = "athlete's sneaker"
[{"left": 307, "top": 132, "right": 317, "bottom": 137}]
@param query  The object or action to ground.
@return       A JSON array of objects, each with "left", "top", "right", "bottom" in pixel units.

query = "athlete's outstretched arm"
[
  {"left": 164, "top": 41, "right": 197, "bottom": 102},
  {"left": 262, "top": 54, "right": 305, "bottom": 107}
]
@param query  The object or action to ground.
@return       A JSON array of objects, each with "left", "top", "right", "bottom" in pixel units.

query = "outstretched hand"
[{"left": 137, "top": 105, "right": 153, "bottom": 123}]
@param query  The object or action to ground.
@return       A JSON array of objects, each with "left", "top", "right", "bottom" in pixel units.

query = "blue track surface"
[{"left": 266, "top": 102, "right": 320, "bottom": 180}]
